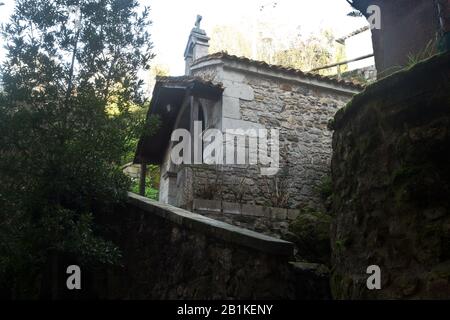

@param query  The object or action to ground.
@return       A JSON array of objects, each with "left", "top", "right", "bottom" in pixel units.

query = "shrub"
[{"left": 287, "top": 207, "right": 332, "bottom": 265}]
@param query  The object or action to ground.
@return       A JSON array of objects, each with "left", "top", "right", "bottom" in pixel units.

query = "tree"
[
  {"left": 209, "top": 22, "right": 343, "bottom": 75},
  {"left": 209, "top": 25, "right": 252, "bottom": 57},
  {"left": 147, "top": 62, "right": 170, "bottom": 94},
  {"left": 272, "top": 29, "right": 345, "bottom": 74},
  {"left": 0, "top": 0, "right": 153, "bottom": 298}
]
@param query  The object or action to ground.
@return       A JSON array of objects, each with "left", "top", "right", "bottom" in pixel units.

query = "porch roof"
[{"left": 134, "top": 76, "right": 223, "bottom": 165}]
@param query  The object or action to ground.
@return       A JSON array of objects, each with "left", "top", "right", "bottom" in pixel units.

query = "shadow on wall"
[
  {"left": 84, "top": 193, "right": 332, "bottom": 300},
  {"left": 330, "top": 52, "right": 450, "bottom": 299}
]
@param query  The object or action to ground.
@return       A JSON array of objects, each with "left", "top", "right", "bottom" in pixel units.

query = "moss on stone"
[
  {"left": 391, "top": 166, "right": 423, "bottom": 183},
  {"left": 330, "top": 48, "right": 450, "bottom": 300},
  {"left": 332, "top": 51, "right": 450, "bottom": 131},
  {"left": 288, "top": 207, "right": 332, "bottom": 265}
]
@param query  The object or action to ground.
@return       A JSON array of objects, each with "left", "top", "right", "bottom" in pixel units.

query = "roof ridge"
[
  {"left": 192, "top": 52, "right": 365, "bottom": 90},
  {"left": 154, "top": 75, "right": 223, "bottom": 90}
]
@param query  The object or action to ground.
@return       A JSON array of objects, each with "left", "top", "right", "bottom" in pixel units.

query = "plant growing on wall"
[
  {"left": 406, "top": 39, "right": 437, "bottom": 68},
  {"left": 230, "top": 175, "right": 250, "bottom": 204},
  {"left": 262, "top": 167, "right": 292, "bottom": 208}
]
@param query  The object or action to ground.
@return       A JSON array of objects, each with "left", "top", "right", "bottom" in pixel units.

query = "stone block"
[
  {"left": 223, "top": 201, "right": 241, "bottom": 215},
  {"left": 224, "top": 83, "right": 254, "bottom": 101},
  {"left": 288, "top": 209, "right": 301, "bottom": 221},
  {"left": 221, "top": 118, "right": 264, "bottom": 131},
  {"left": 221, "top": 70, "right": 245, "bottom": 82},
  {"left": 271, "top": 207, "right": 287, "bottom": 220},
  {"left": 193, "top": 199, "right": 221, "bottom": 213},
  {"left": 222, "top": 96, "right": 241, "bottom": 119},
  {"left": 241, "top": 204, "right": 264, "bottom": 217}
]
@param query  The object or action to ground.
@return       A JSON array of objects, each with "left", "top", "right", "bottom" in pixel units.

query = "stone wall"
[
  {"left": 330, "top": 52, "right": 450, "bottom": 299},
  {"left": 239, "top": 70, "right": 350, "bottom": 209},
  {"left": 188, "top": 61, "right": 353, "bottom": 211},
  {"left": 90, "top": 193, "right": 330, "bottom": 299}
]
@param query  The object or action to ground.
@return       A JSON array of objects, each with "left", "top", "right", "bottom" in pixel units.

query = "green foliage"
[
  {"left": 130, "top": 166, "right": 160, "bottom": 201},
  {"left": 288, "top": 207, "right": 332, "bottom": 265},
  {"left": 209, "top": 24, "right": 340, "bottom": 74},
  {"left": 131, "top": 182, "right": 159, "bottom": 201},
  {"left": 272, "top": 29, "right": 339, "bottom": 74},
  {"left": 0, "top": 0, "right": 153, "bottom": 297},
  {"left": 316, "top": 175, "right": 333, "bottom": 201}
]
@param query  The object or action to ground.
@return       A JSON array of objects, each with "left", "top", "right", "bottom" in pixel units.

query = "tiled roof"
[
  {"left": 135, "top": 76, "right": 223, "bottom": 165},
  {"left": 155, "top": 75, "right": 223, "bottom": 91},
  {"left": 192, "top": 52, "right": 365, "bottom": 91}
]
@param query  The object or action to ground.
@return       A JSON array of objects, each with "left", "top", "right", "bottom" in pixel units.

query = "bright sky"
[{"left": 0, "top": 0, "right": 372, "bottom": 76}]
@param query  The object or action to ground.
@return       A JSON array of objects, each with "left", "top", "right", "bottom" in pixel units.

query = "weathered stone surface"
[
  {"left": 188, "top": 62, "right": 352, "bottom": 213},
  {"left": 221, "top": 96, "right": 241, "bottom": 119},
  {"left": 287, "top": 209, "right": 301, "bottom": 221},
  {"left": 129, "top": 193, "right": 293, "bottom": 256},
  {"left": 193, "top": 198, "right": 221, "bottom": 213},
  {"left": 89, "top": 194, "right": 332, "bottom": 299},
  {"left": 241, "top": 204, "right": 264, "bottom": 217},
  {"left": 192, "top": 198, "right": 293, "bottom": 239},
  {"left": 155, "top": 54, "right": 355, "bottom": 244},
  {"left": 222, "top": 201, "right": 241, "bottom": 215},
  {"left": 270, "top": 207, "right": 287, "bottom": 220},
  {"left": 223, "top": 83, "right": 255, "bottom": 101},
  {"left": 330, "top": 52, "right": 450, "bottom": 299},
  {"left": 289, "top": 262, "right": 331, "bottom": 300}
]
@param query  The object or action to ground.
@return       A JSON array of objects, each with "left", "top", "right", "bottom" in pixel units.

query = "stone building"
[{"left": 135, "top": 18, "right": 362, "bottom": 236}]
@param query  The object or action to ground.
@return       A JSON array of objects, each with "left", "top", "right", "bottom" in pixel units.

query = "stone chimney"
[{"left": 184, "top": 15, "right": 210, "bottom": 75}]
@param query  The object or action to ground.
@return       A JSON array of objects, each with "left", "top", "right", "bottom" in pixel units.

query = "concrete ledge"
[
  {"left": 288, "top": 209, "right": 301, "bottom": 221},
  {"left": 222, "top": 201, "right": 240, "bottom": 215},
  {"left": 271, "top": 207, "right": 287, "bottom": 220},
  {"left": 128, "top": 193, "right": 294, "bottom": 257},
  {"left": 193, "top": 199, "right": 221, "bottom": 213},
  {"left": 193, "top": 198, "right": 301, "bottom": 221}
]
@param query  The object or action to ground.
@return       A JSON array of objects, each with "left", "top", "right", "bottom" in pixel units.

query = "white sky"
[{"left": 0, "top": 0, "right": 372, "bottom": 76}]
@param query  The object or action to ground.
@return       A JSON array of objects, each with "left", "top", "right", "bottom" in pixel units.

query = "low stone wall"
[
  {"left": 192, "top": 198, "right": 300, "bottom": 239},
  {"left": 330, "top": 52, "right": 450, "bottom": 299},
  {"left": 92, "top": 193, "right": 330, "bottom": 299}
]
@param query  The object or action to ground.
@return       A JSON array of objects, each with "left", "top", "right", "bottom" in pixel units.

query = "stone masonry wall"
[
  {"left": 239, "top": 71, "right": 351, "bottom": 209},
  {"left": 330, "top": 52, "right": 450, "bottom": 299},
  {"left": 190, "top": 63, "right": 353, "bottom": 211},
  {"left": 89, "top": 193, "right": 330, "bottom": 299}
]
